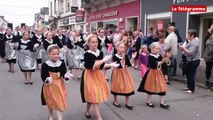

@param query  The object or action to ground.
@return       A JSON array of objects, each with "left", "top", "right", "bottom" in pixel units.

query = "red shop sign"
[
  {"left": 76, "top": 10, "right": 85, "bottom": 22},
  {"left": 156, "top": 20, "right": 164, "bottom": 31}
]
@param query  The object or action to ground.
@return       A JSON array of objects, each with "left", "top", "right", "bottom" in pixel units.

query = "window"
[
  {"left": 73, "top": 0, "right": 77, "bottom": 6},
  {"left": 91, "top": 22, "right": 97, "bottom": 33},
  {"left": 67, "top": 2, "right": 70, "bottom": 11},
  {"left": 50, "top": 2, "right": 52, "bottom": 16},
  {"left": 54, "top": 0, "right": 56, "bottom": 14},
  {"left": 103, "top": 20, "right": 118, "bottom": 32}
]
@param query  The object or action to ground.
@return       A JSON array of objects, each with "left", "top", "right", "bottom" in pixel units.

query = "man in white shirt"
[
  {"left": 165, "top": 26, "right": 178, "bottom": 77},
  {"left": 165, "top": 26, "right": 178, "bottom": 58}
]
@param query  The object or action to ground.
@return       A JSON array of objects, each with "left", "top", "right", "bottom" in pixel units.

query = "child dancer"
[
  {"left": 17, "top": 31, "right": 36, "bottom": 84},
  {"left": 137, "top": 42, "right": 171, "bottom": 109},
  {"left": 138, "top": 45, "right": 149, "bottom": 80},
  {"left": 111, "top": 42, "right": 135, "bottom": 110},
  {"left": 80, "top": 34, "right": 118, "bottom": 120},
  {"left": 41, "top": 45, "right": 73, "bottom": 120}
]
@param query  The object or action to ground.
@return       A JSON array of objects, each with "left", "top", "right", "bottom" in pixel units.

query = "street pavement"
[{"left": 0, "top": 62, "right": 213, "bottom": 120}]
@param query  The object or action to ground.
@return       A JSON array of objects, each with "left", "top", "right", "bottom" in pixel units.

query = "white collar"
[
  {"left": 36, "top": 34, "right": 42, "bottom": 39},
  {"left": 57, "top": 35, "right": 63, "bottom": 39},
  {"left": 115, "top": 54, "right": 123, "bottom": 59},
  {"left": 150, "top": 53, "right": 160, "bottom": 58},
  {"left": 45, "top": 60, "right": 62, "bottom": 67},
  {"left": 77, "top": 36, "right": 82, "bottom": 41},
  {"left": 6, "top": 34, "right": 13, "bottom": 39},
  {"left": 98, "top": 36, "right": 106, "bottom": 41},
  {"left": 45, "top": 39, "right": 53, "bottom": 44},
  {"left": 21, "top": 39, "right": 30, "bottom": 44},
  {"left": 87, "top": 49, "right": 100, "bottom": 57}
]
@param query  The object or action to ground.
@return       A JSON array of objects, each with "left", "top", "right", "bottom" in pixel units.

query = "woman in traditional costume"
[
  {"left": 17, "top": 31, "right": 36, "bottom": 84},
  {"left": 42, "top": 31, "right": 63, "bottom": 63},
  {"left": 4, "top": 28, "right": 18, "bottom": 73},
  {"left": 0, "top": 26, "right": 5, "bottom": 63},
  {"left": 32, "top": 28, "right": 45, "bottom": 69}
]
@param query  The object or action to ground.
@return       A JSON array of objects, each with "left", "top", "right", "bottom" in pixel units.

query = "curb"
[{"left": 172, "top": 76, "right": 210, "bottom": 90}]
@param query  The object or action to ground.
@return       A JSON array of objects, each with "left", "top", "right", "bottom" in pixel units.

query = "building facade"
[
  {"left": 0, "top": 16, "right": 8, "bottom": 29},
  {"left": 49, "top": 0, "right": 86, "bottom": 31},
  {"left": 82, "top": 0, "right": 141, "bottom": 33},
  {"left": 34, "top": 7, "right": 49, "bottom": 29},
  {"left": 141, "top": 0, "right": 213, "bottom": 59}
]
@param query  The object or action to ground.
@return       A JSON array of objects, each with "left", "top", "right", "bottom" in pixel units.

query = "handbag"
[{"left": 179, "top": 49, "right": 198, "bottom": 74}]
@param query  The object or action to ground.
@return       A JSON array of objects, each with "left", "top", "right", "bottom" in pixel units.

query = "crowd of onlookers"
[{"left": 0, "top": 22, "right": 213, "bottom": 91}]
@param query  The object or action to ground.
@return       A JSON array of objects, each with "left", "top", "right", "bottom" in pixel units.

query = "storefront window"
[
  {"left": 91, "top": 22, "right": 97, "bottom": 33},
  {"left": 148, "top": 19, "right": 171, "bottom": 32},
  {"left": 91, "top": 20, "right": 118, "bottom": 33},
  {"left": 103, "top": 20, "right": 118, "bottom": 32}
]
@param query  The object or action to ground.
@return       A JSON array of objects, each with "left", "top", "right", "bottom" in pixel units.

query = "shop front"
[
  {"left": 86, "top": 0, "right": 140, "bottom": 33},
  {"left": 76, "top": 10, "right": 86, "bottom": 32},
  {"left": 58, "top": 15, "right": 76, "bottom": 30},
  {"left": 141, "top": 0, "right": 213, "bottom": 58}
]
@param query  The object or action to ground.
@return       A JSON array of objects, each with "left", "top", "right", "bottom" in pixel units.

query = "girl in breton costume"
[
  {"left": 41, "top": 45, "right": 73, "bottom": 120},
  {"left": 98, "top": 29, "right": 113, "bottom": 80},
  {"left": 66, "top": 32, "right": 84, "bottom": 79},
  {"left": 111, "top": 42, "right": 135, "bottom": 110},
  {"left": 80, "top": 34, "right": 119, "bottom": 120},
  {"left": 17, "top": 31, "right": 36, "bottom": 85},
  {"left": 53, "top": 29, "right": 67, "bottom": 63},
  {"left": 32, "top": 28, "right": 45, "bottom": 69},
  {"left": 4, "top": 28, "right": 18, "bottom": 73},
  {"left": 42, "top": 31, "right": 63, "bottom": 63},
  {"left": 137, "top": 42, "right": 171, "bottom": 109},
  {"left": 73, "top": 30, "right": 85, "bottom": 79}
]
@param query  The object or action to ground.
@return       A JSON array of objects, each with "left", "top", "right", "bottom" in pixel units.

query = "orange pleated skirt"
[
  {"left": 83, "top": 69, "right": 110, "bottom": 103},
  {"left": 43, "top": 72, "right": 67, "bottom": 111},
  {"left": 144, "top": 69, "right": 167, "bottom": 93},
  {"left": 111, "top": 68, "right": 135, "bottom": 95}
]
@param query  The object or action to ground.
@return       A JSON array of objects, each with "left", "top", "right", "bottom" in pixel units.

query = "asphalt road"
[{"left": 0, "top": 62, "right": 213, "bottom": 120}]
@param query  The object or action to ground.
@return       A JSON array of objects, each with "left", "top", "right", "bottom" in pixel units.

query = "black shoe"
[
  {"left": 146, "top": 102, "right": 155, "bottom": 108},
  {"left": 125, "top": 104, "right": 133, "bottom": 110},
  {"left": 29, "top": 81, "right": 33, "bottom": 85},
  {"left": 205, "top": 81, "right": 210, "bottom": 87},
  {"left": 113, "top": 102, "right": 121, "bottom": 108},
  {"left": 85, "top": 112, "right": 91, "bottom": 119},
  {"left": 11, "top": 69, "right": 14, "bottom": 73},
  {"left": 8, "top": 69, "right": 11, "bottom": 72},
  {"left": 160, "top": 103, "right": 170, "bottom": 109},
  {"left": 166, "top": 81, "right": 171, "bottom": 85},
  {"left": 25, "top": 81, "right": 29, "bottom": 85}
]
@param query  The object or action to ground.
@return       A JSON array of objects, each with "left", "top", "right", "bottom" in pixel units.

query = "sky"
[{"left": 0, "top": 0, "right": 48, "bottom": 27}]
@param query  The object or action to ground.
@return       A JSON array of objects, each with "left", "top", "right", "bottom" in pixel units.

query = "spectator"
[
  {"left": 204, "top": 24, "right": 213, "bottom": 88},
  {"left": 168, "top": 22, "right": 183, "bottom": 43},
  {"left": 179, "top": 29, "right": 200, "bottom": 94},
  {"left": 165, "top": 26, "right": 178, "bottom": 76},
  {"left": 131, "top": 31, "right": 141, "bottom": 68}
]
